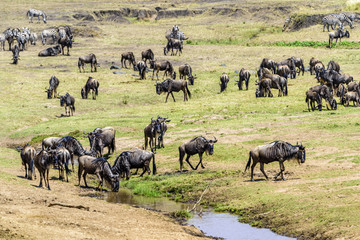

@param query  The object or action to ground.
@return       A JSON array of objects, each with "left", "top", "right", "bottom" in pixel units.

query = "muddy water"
[{"left": 105, "top": 189, "right": 296, "bottom": 240}]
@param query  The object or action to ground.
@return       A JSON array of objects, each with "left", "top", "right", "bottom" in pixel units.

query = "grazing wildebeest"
[
  {"left": 219, "top": 73, "right": 229, "bottom": 93},
  {"left": 347, "top": 82, "right": 359, "bottom": 92},
  {"left": 41, "top": 29, "right": 58, "bottom": 45},
  {"left": 260, "top": 58, "right": 276, "bottom": 73},
  {"left": 244, "top": 141, "right": 306, "bottom": 181},
  {"left": 121, "top": 52, "right": 136, "bottom": 69},
  {"left": 291, "top": 56, "right": 305, "bottom": 76},
  {"left": 52, "top": 147, "right": 71, "bottom": 182},
  {"left": 42, "top": 137, "right": 61, "bottom": 150},
  {"left": 78, "top": 156, "right": 119, "bottom": 192},
  {"left": 155, "top": 78, "right": 191, "bottom": 102},
  {"left": 329, "top": 28, "right": 350, "bottom": 48},
  {"left": 277, "top": 65, "right": 291, "bottom": 80},
  {"left": 59, "top": 93, "right": 75, "bottom": 116},
  {"left": 236, "top": 68, "right": 251, "bottom": 90},
  {"left": 78, "top": 53, "right": 97, "bottom": 72},
  {"left": 81, "top": 77, "right": 99, "bottom": 100},
  {"left": 141, "top": 49, "right": 154, "bottom": 66},
  {"left": 179, "top": 136, "right": 217, "bottom": 172},
  {"left": 38, "top": 45, "right": 61, "bottom": 57},
  {"left": 314, "top": 62, "right": 325, "bottom": 80},
  {"left": 57, "top": 136, "right": 95, "bottom": 172},
  {"left": 306, "top": 90, "right": 322, "bottom": 111},
  {"left": 150, "top": 60, "right": 175, "bottom": 80},
  {"left": 277, "top": 58, "right": 296, "bottom": 79},
  {"left": 327, "top": 60, "right": 340, "bottom": 73},
  {"left": 45, "top": 75, "right": 59, "bottom": 99},
  {"left": 112, "top": 149, "right": 156, "bottom": 180},
  {"left": 309, "top": 85, "right": 337, "bottom": 110},
  {"left": 12, "top": 45, "right": 20, "bottom": 64},
  {"left": 256, "top": 78, "right": 273, "bottom": 97},
  {"left": 319, "top": 69, "right": 353, "bottom": 92},
  {"left": 258, "top": 68, "right": 284, "bottom": 97},
  {"left": 58, "top": 35, "right": 72, "bottom": 55},
  {"left": 29, "top": 32, "right": 38, "bottom": 45},
  {"left": 27, "top": 9, "right": 47, "bottom": 23},
  {"left": 86, "top": 127, "right": 116, "bottom": 157},
  {"left": 179, "top": 64, "right": 196, "bottom": 85},
  {"left": 16, "top": 144, "right": 36, "bottom": 180},
  {"left": 164, "top": 38, "right": 183, "bottom": 56},
  {"left": 34, "top": 150, "right": 53, "bottom": 190},
  {"left": 136, "top": 60, "right": 146, "bottom": 80},
  {"left": 309, "top": 57, "right": 322, "bottom": 76},
  {"left": 144, "top": 118, "right": 161, "bottom": 151},
  {"left": 344, "top": 90, "right": 360, "bottom": 107}
]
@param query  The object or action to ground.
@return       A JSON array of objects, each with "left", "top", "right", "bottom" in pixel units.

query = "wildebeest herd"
[{"left": 14, "top": 8, "right": 360, "bottom": 192}]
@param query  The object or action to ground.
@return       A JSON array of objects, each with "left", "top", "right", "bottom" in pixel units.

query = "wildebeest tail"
[
  {"left": 244, "top": 152, "right": 252, "bottom": 172},
  {"left": 152, "top": 153, "right": 156, "bottom": 175},
  {"left": 186, "top": 83, "right": 191, "bottom": 98},
  {"left": 285, "top": 79, "right": 288, "bottom": 96},
  {"left": 95, "top": 81, "right": 99, "bottom": 96}
]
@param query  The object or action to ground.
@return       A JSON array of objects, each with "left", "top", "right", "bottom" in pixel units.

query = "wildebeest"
[
  {"left": 244, "top": 141, "right": 306, "bottom": 181},
  {"left": 276, "top": 65, "right": 291, "bottom": 80},
  {"left": 136, "top": 60, "right": 146, "bottom": 80},
  {"left": 314, "top": 62, "right": 325, "bottom": 80},
  {"left": 57, "top": 136, "right": 96, "bottom": 172},
  {"left": 179, "top": 64, "right": 196, "bottom": 85},
  {"left": 343, "top": 85, "right": 360, "bottom": 107},
  {"left": 309, "top": 85, "right": 337, "bottom": 110},
  {"left": 42, "top": 137, "right": 61, "bottom": 150},
  {"left": 179, "top": 136, "right": 217, "bottom": 172},
  {"left": 236, "top": 68, "right": 251, "bottom": 90},
  {"left": 27, "top": 9, "right": 47, "bottom": 23},
  {"left": 144, "top": 118, "right": 161, "bottom": 151},
  {"left": 86, "top": 127, "right": 116, "bottom": 157},
  {"left": 306, "top": 90, "right": 322, "bottom": 111},
  {"left": 291, "top": 56, "right": 305, "bottom": 76},
  {"left": 52, "top": 147, "right": 71, "bottom": 182},
  {"left": 164, "top": 38, "right": 183, "bottom": 56},
  {"left": 112, "top": 149, "right": 156, "bottom": 180},
  {"left": 34, "top": 150, "right": 53, "bottom": 190},
  {"left": 156, "top": 116, "right": 170, "bottom": 149},
  {"left": 329, "top": 28, "right": 350, "bottom": 48},
  {"left": 45, "top": 75, "right": 59, "bottom": 99},
  {"left": 277, "top": 58, "right": 296, "bottom": 79},
  {"left": 319, "top": 69, "right": 353, "bottom": 92},
  {"left": 327, "top": 60, "right": 340, "bottom": 73},
  {"left": 260, "top": 58, "right": 276, "bottom": 73},
  {"left": 38, "top": 45, "right": 61, "bottom": 57},
  {"left": 78, "top": 53, "right": 98, "bottom": 72},
  {"left": 16, "top": 144, "right": 36, "bottom": 180},
  {"left": 81, "top": 77, "right": 99, "bottom": 100},
  {"left": 258, "top": 68, "right": 285, "bottom": 97},
  {"left": 78, "top": 156, "right": 119, "bottom": 192},
  {"left": 155, "top": 78, "right": 191, "bottom": 102},
  {"left": 309, "top": 57, "right": 323, "bottom": 76},
  {"left": 59, "top": 93, "right": 75, "bottom": 116},
  {"left": 219, "top": 73, "right": 229, "bottom": 93},
  {"left": 121, "top": 52, "right": 136, "bottom": 69},
  {"left": 58, "top": 35, "right": 72, "bottom": 55},
  {"left": 256, "top": 78, "right": 273, "bottom": 97},
  {"left": 12, "top": 45, "right": 20, "bottom": 64},
  {"left": 141, "top": 49, "right": 154, "bottom": 66},
  {"left": 150, "top": 60, "right": 175, "bottom": 80}
]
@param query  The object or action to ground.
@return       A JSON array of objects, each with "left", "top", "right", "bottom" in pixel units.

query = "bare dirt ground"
[{"left": 0, "top": 168, "right": 207, "bottom": 240}]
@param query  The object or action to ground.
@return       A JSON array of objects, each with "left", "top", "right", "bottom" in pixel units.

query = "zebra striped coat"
[
  {"left": 41, "top": 29, "right": 58, "bottom": 45},
  {"left": 322, "top": 15, "right": 343, "bottom": 31}
]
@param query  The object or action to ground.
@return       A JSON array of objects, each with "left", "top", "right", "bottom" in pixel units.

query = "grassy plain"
[{"left": 1, "top": 0, "right": 360, "bottom": 239}]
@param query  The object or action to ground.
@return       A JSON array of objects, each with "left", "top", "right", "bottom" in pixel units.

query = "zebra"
[
  {"left": 322, "top": 15, "right": 343, "bottom": 32},
  {"left": 41, "top": 28, "right": 58, "bottom": 45},
  {"left": 165, "top": 25, "right": 188, "bottom": 43},
  {"left": 330, "top": 13, "right": 353, "bottom": 28},
  {"left": 29, "top": 33, "right": 38, "bottom": 45},
  {"left": 58, "top": 26, "right": 73, "bottom": 40},
  {"left": 26, "top": 9, "right": 47, "bottom": 23},
  {"left": 0, "top": 32, "right": 6, "bottom": 50},
  {"left": 342, "top": 12, "right": 360, "bottom": 24},
  {"left": 4, "top": 28, "right": 15, "bottom": 51}
]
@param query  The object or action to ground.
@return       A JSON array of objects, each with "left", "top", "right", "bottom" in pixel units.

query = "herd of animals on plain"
[{"left": 6, "top": 9, "right": 359, "bottom": 191}]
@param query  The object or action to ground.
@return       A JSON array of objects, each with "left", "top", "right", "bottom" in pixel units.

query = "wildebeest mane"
[
  {"left": 263, "top": 141, "right": 299, "bottom": 161},
  {"left": 58, "top": 136, "right": 86, "bottom": 156}
]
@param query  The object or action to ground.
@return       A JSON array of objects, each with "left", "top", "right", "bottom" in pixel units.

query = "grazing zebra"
[
  {"left": 330, "top": 13, "right": 353, "bottom": 28},
  {"left": 26, "top": 9, "right": 47, "bottom": 23},
  {"left": 41, "top": 28, "right": 58, "bottom": 45},
  {"left": 29, "top": 33, "right": 38, "bottom": 45},
  {"left": 322, "top": 15, "right": 343, "bottom": 31},
  {"left": 342, "top": 12, "right": 360, "bottom": 23},
  {"left": 4, "top": 28, "right": 15, "bottom": 51}
]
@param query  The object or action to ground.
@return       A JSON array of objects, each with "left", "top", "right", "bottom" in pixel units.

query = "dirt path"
[{"left": 0, "top": 168, "right": 207, "bottom": 240}]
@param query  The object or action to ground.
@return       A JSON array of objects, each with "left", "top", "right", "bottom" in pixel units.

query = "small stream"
[{"left": 104, "top": 189, "right": 296, "bottom": 240}]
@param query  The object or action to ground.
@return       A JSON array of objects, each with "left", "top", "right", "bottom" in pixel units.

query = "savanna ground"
[{"left": 1, "top": 0, "right": 360, "bottom": 239}]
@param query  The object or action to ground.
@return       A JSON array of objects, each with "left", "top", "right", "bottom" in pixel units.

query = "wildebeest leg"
[
  {"left": 185, "top": 154, "right": 196, "bottom": 170},
  {"left": 274, "top": 161, "right": 286, "bottom": 180},
  {"left": 46, "top": 168, "right": 51, "bottom": 190},
  {"left": 95, "top": 173, "right": 103, "bottom": 191},
  {"left": 183, "top": 89, "right": 187, "bottom": 101},
  {"left": 24, "top": 163, "right": 28, "bottom": 179},
  {"left": 165, "top": 92, "right": 170, "bottom": 103},
  {"left": 250, "top": 161, "right": 257, "bottom": 181},
  {"left": 126, "top": 167, "right": 130, "bottom": 180},
  {"left": 78, "top": 165, "right": 82, "bottom": 186},
  {"left": 39, "top": 170, "right": 44, "bottom": 187},
  {"left": 170, "top": 92, "right": 176, "bottom": 102},
  {"left": 83, "top": 172, "right": 88, "bottom": 187},
  {"left": 259, "top": 162, "right": 268, "bottom": 180}
]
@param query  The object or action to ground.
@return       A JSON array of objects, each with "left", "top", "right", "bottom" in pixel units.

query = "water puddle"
[{"left": 104, "top": 189, "right": 296, "bottom": 240}]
